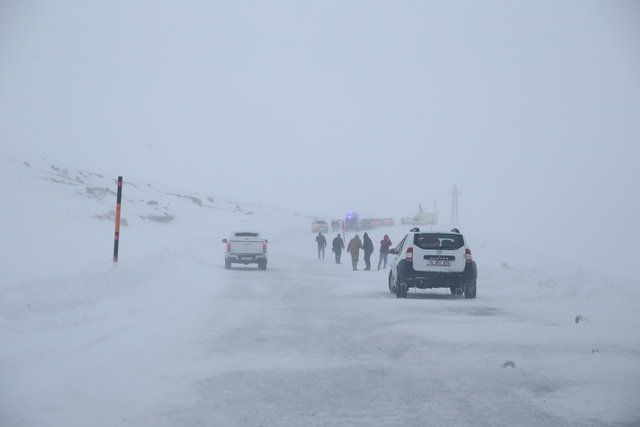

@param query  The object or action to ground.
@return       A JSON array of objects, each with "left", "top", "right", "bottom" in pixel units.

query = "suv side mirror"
[
  {"left": 265, "top": 239, "right": 268, "bottom": 243},
  {"left": 389, "top": 248, "right": 397, "bottom": 255},
  {"left": 222, "top": 238, "right": 227, "bottom": 243}
]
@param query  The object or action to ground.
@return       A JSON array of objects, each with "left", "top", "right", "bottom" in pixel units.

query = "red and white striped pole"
[{"left": 113, "top": 176, "right": 123, "bottom": 263}]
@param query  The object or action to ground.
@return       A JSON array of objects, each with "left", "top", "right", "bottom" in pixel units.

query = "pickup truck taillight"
[
  {"left": 262, "top": 241, "right": 267, "bottom": 253},
  {"left": 226, "top": 242, "right": 232, "bottom": 253},
  {"left": 465, "top": 248, "right": 473, "bottom": 263},
  {"left": 406, "top": 246, "right": 413, "bottom": 262}
]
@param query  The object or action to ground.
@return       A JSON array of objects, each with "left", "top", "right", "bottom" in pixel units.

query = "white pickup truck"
[{"left": 222, "top": 232, "right": 268, "bottom": 270}]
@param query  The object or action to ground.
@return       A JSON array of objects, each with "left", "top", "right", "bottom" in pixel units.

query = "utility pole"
[
  {"left": 450, "top": 184, "right": 460, "bottom": 226},
  {"left": 434, "top": 197, "right": 438, "bottom": 226}
]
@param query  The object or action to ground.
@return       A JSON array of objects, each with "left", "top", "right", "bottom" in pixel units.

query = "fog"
[{"left": 1, "top": 0, "right": 639, "bottom": 278}]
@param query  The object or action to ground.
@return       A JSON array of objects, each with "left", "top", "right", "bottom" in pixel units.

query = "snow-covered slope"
[
  {"left": 1, "top": 158, "right": 639, "bottom": 426},
  {"left": 1, "top": 157, "right": 309, "bottom": 284}
]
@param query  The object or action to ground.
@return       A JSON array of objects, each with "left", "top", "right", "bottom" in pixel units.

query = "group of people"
[
  {"left": 315, "top": 232, "right": 392, "bottom": 271},
  {"left": 330, "top": 219, "right": 343, "bottom": 232}
]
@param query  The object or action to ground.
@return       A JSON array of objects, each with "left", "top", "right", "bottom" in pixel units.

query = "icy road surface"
[{"left": 2, "top": 228, "right": 639, "bottom": 426}]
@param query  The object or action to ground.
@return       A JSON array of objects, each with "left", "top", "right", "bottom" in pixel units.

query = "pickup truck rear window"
[
  {"left": 414, "top": 233, "right": 464, "bottom": 250},
  {"left": 234, "top": 232, "right": 259, "bottom": 237}
]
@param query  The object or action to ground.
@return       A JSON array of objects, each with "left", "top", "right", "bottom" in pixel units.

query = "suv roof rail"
[{"left": 450, "top": 228, "right": 460, "bottom": 233}]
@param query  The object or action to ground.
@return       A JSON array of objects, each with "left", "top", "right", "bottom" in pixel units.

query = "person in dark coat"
[
  {"left": 362, "top": 232, "right": 374, "bottom": 270},
  {"left": 332, "top": 234, "right": 345, "bottom": 264},
  {"left": 315, "top": 232, "right": 327, "bottom": 259},
  {"left": 347, "top": 234, "right": 363, "bottom": 270},
  {"left": 378, "top": 234, "right": 392, "bottom": 270}
]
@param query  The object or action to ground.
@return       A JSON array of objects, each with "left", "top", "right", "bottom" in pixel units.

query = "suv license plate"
[
  {"left": 429, "top": 260, "right": 450, "bottom": 267},
  {"left": 241, "top": 256, "right": 252, "bottom": 261}
]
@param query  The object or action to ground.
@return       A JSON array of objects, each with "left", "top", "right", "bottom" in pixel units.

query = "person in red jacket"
[{"left": 378, "top": 234, "right": 392, "bottom": 270}]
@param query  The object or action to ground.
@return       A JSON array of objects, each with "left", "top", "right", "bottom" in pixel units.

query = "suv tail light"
[
  {"left": 226, "top": 242, "right": 232, "bottom": 253},
  {"left": 263, "top": 241, "right": 268, "bottom": 253},
  {"left": 406, "top": 246, "right": 413, "bottom": 262},
  {"left": 465, "top": 248, "right": 473, "bottom": 263}
]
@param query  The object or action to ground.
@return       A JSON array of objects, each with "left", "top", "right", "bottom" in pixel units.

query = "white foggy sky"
[{"left": 1, "top": 1, "right": 639, "bottom": 275}]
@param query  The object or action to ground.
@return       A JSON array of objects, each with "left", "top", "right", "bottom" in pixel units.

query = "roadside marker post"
[{"left": 113, "top": 176, "right": 123, "bottom": 263}]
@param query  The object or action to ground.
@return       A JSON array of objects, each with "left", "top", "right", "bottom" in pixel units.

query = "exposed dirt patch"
[
  {"left": 140, "top": 213, "right": 175, "bottom": 223},
  {"left": 85, "top": 187, "right": 117, "bottom": 200}
]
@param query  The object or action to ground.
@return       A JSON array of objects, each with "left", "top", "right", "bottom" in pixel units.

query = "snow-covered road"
[{"left": 2, "top": 225, "right": 639, "bottom": 426}]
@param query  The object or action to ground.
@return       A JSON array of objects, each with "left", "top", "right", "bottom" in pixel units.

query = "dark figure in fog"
[
  {"left": 347, "top": 234, "right": 363, "bottom": 271},
  {"left": 332, "top": 234, "right": 345, "bottom": 264},
  {"left": 362, "top": 232, "right": 374, "bottom": 270},
  {"left": 378, "top": 234, "right": 392, "bottom": 270},
  {"left": 316, "top": 232, "right": 327, "bottom": 259}
]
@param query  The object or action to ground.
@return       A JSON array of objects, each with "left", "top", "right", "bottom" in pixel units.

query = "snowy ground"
[{"left": 1, "top": 159, "right": 639, "bottom": 426}]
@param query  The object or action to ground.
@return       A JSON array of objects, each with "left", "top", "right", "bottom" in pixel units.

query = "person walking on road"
[
  {"left": 347, "top": 234, "right": 363, "bottom": 271},
  {"left": 378, "top": 234, "right": 392, "bottom": 270},
  {"left": 316, "top": 232, "right": 327, "bottom": 259},
  {"left": 362, "top": 232, "right": 374, "bottom": 270},
  {"left": 332, "top": 234, "right": 345, "bottom": 264}
]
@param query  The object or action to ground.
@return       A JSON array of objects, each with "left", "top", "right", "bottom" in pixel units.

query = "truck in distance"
[{"left": 222, "top": 231, "right": 268, "bottom": 270}]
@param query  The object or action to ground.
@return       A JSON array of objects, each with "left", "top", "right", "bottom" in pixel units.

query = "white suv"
[
  {"left": 388, "top": 228, "right": 477, "bottom": 298},
  {"left": 222, "top": 232, "right": 268, "bottom": 270}
]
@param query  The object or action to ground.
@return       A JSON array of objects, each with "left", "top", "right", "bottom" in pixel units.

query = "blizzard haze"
[
  {"left": 1, "top": 1, "right": 639, "bottom": 273},
  {"left": 2, "top": 2, "right": 640, "bottom": 426}
]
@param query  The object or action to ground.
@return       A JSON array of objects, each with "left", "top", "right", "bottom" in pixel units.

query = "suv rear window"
[
  {"left": 234, "top": 232, "right": 259, "bottom": 237},
  {"left": 414, "top": 233, "right": 464, "bottom": 250}
]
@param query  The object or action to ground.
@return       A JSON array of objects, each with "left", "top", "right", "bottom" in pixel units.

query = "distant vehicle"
[
  {"left": 344, "top": 212, "right": 360, "bottom": 231},
  {"left": 401, "top": 203, "right": 438, "bottom": 226},
  {"left": 359, "top": 218, "right": 375, "bottom": 230},
  {"left": 370, "top": 218, "right": 395, "bottom": 227},
  {"left": 380, "top": 218, "right": 395, "bottom": 226},
  {"left": 223, "top": 232, "right": 268, "bottom": 270},
  {"left": 311, "top": 220, "right": 329, "bottom": 233},
  {"left": 387, "top": 228, "right": 477, "bottom": 298}
]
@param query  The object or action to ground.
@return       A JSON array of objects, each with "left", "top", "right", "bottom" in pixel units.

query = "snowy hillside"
[
  {"left": 1, "top": 157, "right": 310, "bottom": 284},
  {"left": 1, "top": 158, "right": 639, "bottom": 426}
]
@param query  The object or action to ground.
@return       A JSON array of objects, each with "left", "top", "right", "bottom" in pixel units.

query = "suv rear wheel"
[
  {"left": 396, "top": 281, "right": 408, "bottom": 298},
  {"left": 225, "top": 259, "right": 231, "bottom": 269},
  {"left": 464, "top": 281, "right": 477, "bottom": 299}
]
